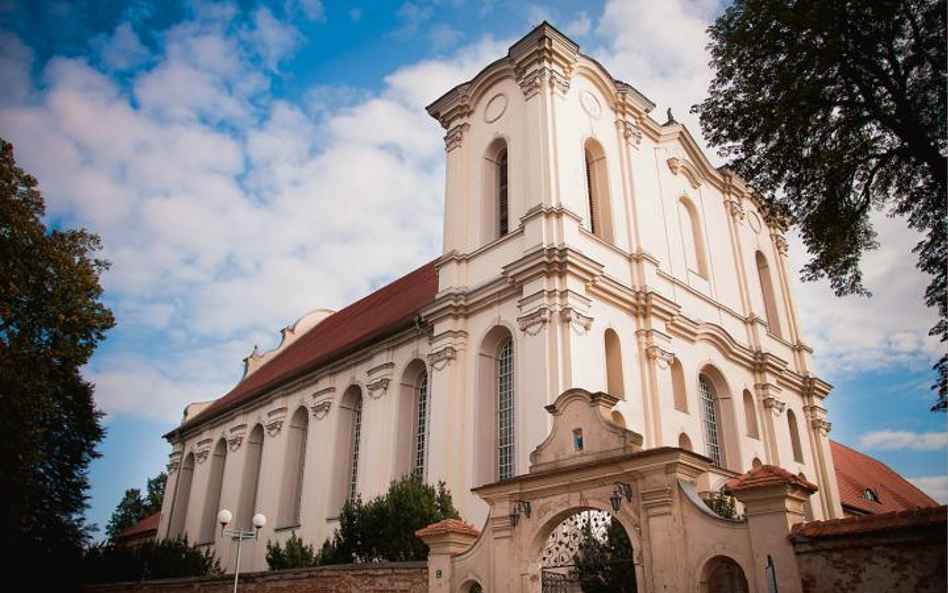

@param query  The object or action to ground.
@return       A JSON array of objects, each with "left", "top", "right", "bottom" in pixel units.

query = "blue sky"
[{"left": 0, "top": 0, "right": 944, "bottom": 538}]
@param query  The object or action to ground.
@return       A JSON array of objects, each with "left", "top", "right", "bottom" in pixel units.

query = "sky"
[{"left": 0, "top": 0, "right": 944, "bottom": 538}]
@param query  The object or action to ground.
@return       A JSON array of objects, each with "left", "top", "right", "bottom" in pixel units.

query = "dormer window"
[{"left": 863, "top": 488, "right": 881, "bottom": 503}]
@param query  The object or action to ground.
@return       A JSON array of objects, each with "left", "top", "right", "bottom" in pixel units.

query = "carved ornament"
[
  {"left": 762, "top": 396, "right": 787, "bottom": 417},
  {"left": 311, "top": 400, "right": 332, "bottom": 420},
  {"left": 227, "top": 434, "right": 244, "bottom": 452},
  {"left": 427, "top": 345, "right": 457, "bottom": 371},
  {"left": 560, "top": 306, "right": 593, "bottom": 335},
  {"left": 265, "top": 418, "right": 284, "bottom": 437},
  {"left": 367, "top": 377, "right": 391, "bottom": 399},
  {"left": 616, "top": 119, "right": 643, "bottom": 148},
  {"left": 518, "top": 307, "right": 550, "bottom": 336},
  {"left": 811, "top": 418, "right": 832, "bottom": 436},
  {"left": 646, "top": 345, "right": 675, "bottom": 370}
]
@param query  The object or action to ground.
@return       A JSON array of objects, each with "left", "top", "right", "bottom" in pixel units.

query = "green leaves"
[
  {"left": 694, "top": 0, "right": 947, "bottom": 408},
  {"left": 317, "top": 475, "right": 461, "bottom": 565},
  {"left": 0, "top": 138, "right": 115, "bottom": 583},
  {"left": 266, "top": 532, "right": 317, "bottom": 570}
]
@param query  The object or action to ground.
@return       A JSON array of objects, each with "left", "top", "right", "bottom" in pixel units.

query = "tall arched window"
[
  {"left": 476, "top": 326, "right": 515, "bottom": 485},
  {"left": 604, "top": 329, "right": 624, "bottom": 398},
  {"left": 236, "top": 424, "right": 264, "bottom": 530},
  {"left": 484, "top": 139, "right": 509, "bottom": 241},
  {"left": 397, "top": 360, "right": 430, "bottom": 479},
  {"left": 277, "top": 407, "right": 309, "bottom": 528},
  {"left": 788, "top": 409, "right": 804, "bottom": 463},
  {"left": 198, "top": 439, "right": 227, "bottom": 543},
  {"left": 678, "top": 197, "right": 708, "bottom": 277},
  {"left": 169, "top": 452, "right": 194, "bottom": 539},
  {"left": 331, "top": 386, "right": 364, "bottom": 514},
  {"left": 756, "top": 251, "right": 782, "bottom": 337},
  {"left": 743, "top": 390, "right": 759, "bottom": 439},
  {"left": 584, "top": 139, "right": 613, "bottom": 242},
  {"left": 671, "top": 358, "right": 688, "bottom": 412},
  {"left": 698, "top": 374, "right": 723, "bottom": 466},
  {"left": 497, "top": 337, "right": 515, "bottom": 480}
]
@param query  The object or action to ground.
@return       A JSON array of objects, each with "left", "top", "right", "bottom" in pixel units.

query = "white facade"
[{"left": 158, "top": 23, "right": 841, "bottom": 573}]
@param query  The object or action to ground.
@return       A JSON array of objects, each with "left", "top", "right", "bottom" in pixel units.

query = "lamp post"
[{"left": 218, "top": 509, "right": 266, "bottom": 593}]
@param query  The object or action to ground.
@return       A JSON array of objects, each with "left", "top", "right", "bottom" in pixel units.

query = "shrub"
[
  {"left": 317, "top": 475, "right": 461, "bottom": 564},
  {"left": 81, "top": 536, "right": 221, "bottom": 583},
  {"left": 266, "top": 532, "right": 316, "bottom": 570},
  {"left": 705, "top": 492, "right": 738, "bottom": 519}
]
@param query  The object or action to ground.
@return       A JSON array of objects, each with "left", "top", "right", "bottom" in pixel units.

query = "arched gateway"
[{"left": 418, "top": 388, "right": 818, "bottom": 593}]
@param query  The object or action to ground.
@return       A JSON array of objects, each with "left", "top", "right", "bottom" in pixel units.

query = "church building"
[{"left": 156, "top": 24, "right": 936, "bottom": 588}]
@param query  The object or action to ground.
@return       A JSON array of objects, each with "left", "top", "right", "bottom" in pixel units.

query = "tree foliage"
[
  {"left": 106, "top": 472, "right": 167, "bottom": 541},
  {"left": 266, "top": 532, "right": 317, "bottom": 570},
  {"left": 571, "top": 519, "right": 638, "bottom": 593},
  {"left": 693, "top": 0, "right": 947, "bottom": 409},
  {"left": 0, "top": 139, "right": 115, "bottom": 580},
  {"left": 81, "top": 536, "right": 221, "bottom": 584},
  {"left": 317, "top": 476, "right": 461, "bottom": 564},
  {"left": 705, "top": 492, "right": 738, "bottom": 520}
]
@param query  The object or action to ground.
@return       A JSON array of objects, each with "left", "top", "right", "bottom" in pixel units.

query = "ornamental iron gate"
[{"left": 540, "top": 509, "right": 637, "bottom": 593}]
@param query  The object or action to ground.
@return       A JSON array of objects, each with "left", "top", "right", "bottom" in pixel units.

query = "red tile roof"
[
  {"left": 115, "top": 512, "right": 160, "bottom": 540},
  {"left": 724, "top": 464, "right": 819, "bottom": 494},
  {"left": 176, "top": 260, "right": 439, "bottom": 433},
  {"left": 830, "top": 440, "right": 938, "bottom": 515},
  {"left": 415, "top": 519, "right": 481, "bottom": 539},
  {"left": 790, "top": 505, "right": 946, "bottom": 539}
]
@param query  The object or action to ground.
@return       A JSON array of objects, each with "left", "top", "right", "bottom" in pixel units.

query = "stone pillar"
[
  {"left": 417, "top": 520, "right": 480, "bottom": 592},
  {"left": 726, "top": 465, "right": 818, "bottom": 593}
]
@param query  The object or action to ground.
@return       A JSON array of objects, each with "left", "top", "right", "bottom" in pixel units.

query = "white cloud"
[
  {"left": 564, "top": 11, "right": 592, "bottom": 37},
  {"left": 0, "top": 5, "right": 507, "bottom": 424},
  {"left": 286, "top": 0, "right": 325, "bottom": 22},
  {"left": 859, "top": 430, "right": 948, "bottom": 451},
  {"left": 97, "top": 23, "right": 151, "bottom": 71},
  {"left": 909, "top": 476, "right": 948, "bottom": 504}
]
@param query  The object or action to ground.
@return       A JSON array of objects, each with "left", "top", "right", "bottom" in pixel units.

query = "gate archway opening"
[
  {"left": 700, "top": 555, "right": 749, "bottom": 593},
  {"left": 540, "top": 508, "right": 638, "bottom": 593}
]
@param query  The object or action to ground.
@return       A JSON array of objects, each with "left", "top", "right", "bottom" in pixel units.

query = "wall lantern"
[
  {"left": 610, "top": 482, "right": 634, "bottom": 512},
  {"left": 509, "top": 500, "right": 532, "bottom": 527}
]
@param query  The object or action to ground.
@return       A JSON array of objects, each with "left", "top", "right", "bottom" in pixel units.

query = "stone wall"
[
  {"left": 82, "top": 562, "right": 427, "bottom": 593},
  {"left": 791, "top": 507, "right": 946, "bottom": 593}
]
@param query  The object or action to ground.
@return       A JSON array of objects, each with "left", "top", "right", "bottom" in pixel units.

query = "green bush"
[
  {"left": 705, "top": 492, "right": 738, "bottom": 519},
  {"left": 266, "top": 532, "right": 316, "bottom": 570},
  {"left": 572, "top": 519, "right": 638, "bottom": 593},
  {"left": 81, "top": 536, "right": 221, "bottom": 583},
  {"left": 317, "top": 475, "right": 461, "bottom": 564}
]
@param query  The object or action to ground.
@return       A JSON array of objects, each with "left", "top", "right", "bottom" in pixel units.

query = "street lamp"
[{"left": 218, "top": 509, "right": 266, "bottom": 593}]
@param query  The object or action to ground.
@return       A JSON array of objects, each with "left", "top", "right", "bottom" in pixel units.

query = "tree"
[
  {"left": 266, "top": 532, "right": 317, "bottom": 570},
  {"left": 81, "top": 536, "right": 221, "bottom": 584},
  {"left": 693, "top": 0, "right": 947, "bottom": 409},
  {"left": 0, "top": 139, "right": 115, "bottom": 578},
  {"left": 105, "top": 472, "right": 167, "bottom": 541},
  {"left": 317, "top": 475, "right": 461, "bottom": 564},
  {"left": 572, "top": 519, "right": 638, "bottom": 593}
]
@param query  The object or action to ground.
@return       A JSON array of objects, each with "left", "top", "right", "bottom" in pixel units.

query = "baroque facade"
[{"left": 158, "top": 23, "right": 846, "bottom": 577}]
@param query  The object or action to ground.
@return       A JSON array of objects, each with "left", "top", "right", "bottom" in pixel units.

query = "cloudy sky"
[{"left": 0, "top": 0, "right": 943, "bottom": 536}]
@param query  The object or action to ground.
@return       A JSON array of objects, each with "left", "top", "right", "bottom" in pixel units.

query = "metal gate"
[{"left": 540, "top": 509, "right": 637, "bottom": 593}]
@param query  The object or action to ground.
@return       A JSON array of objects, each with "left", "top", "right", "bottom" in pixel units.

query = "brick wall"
[
  {"left": 791, "top": 507, "right": 947, "bottom": 593},
  {"left": 81, "top": 562, "right": 427, "bottom": 593}
]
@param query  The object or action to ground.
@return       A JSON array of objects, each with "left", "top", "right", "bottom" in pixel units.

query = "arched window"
[
  {"left": 743, "top": 390, "right": 759, "bottom": 439},
  {"left": 497, "top": 337, "right": 515, "bottom": 480},
  {"left": 397, "top": 360, "right": 430, "bottom": 479},
  {"left": 604, "top": 329, "right": 624, "bottom": 398},
  {"left": 678, "top": 197, "right": 708, "bottom": 277},
  {"left": 584, "top": 138, "right": 613, "bottom": 242},
  {"left": 277, "top": 407, "right": 309, "bottom": 528},
  {"left": 168, "top": 452, "right": 195, "bottom": 539},
  {"left": 701, "top": 556, "right": 749, "bottom": 593},
  {"left": 198, "top": 439, "right": 227, "bottom": 543},
  {"left": 476, "top": 326, "right": 515, "bottom": 485},
  {"left": 678, "top": 433, "right": 693, "bottom": 452},
  {"left": 484, "top": 139, "right": 509, "bottom": 241},
  {"left": 698, "top": 374, "right": 723, "bottom": 466},
  {"left": 788, "top": 409, "right": 804, "bottom": 463},
  {"left": 236, "top": 424, "right": 264, "bottom": 530},
  {"left": 756, "top": 251, "right": 782, "bottom": 337},
  {"left": 332, "top": 386, "right": 364, "bottom": 513},
  {"left": 671, "top": 358, "right": 688, "bottom": 412}
]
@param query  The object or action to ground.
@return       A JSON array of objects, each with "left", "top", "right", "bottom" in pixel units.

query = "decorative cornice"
[
  {"left": 725, "top": 199, "right": 745, "bottom": 221},
  {"left": 518, "top": 306, "right": 551, "bottom": 336},
  {"left": 227, "top": 434, "right": 244, "bottom": 452},
  {"left": 616, "top": 118, "right": 643, "bottom": 148},
  {"left": 646, "top": 345, "right": 675, "bottom": 370},
  {"left": 667, "top": 156, "right": 703, "bottom": 189},
  {"left": 773, "top": 234, "right": 789, "bottom": 256},
  {"left": 311, "top": 400, "right": 332, "bottom": 420},
  {"left": 560, "top": 306, "right": 593, "bottom": 335},
  {"left": 444, "top": 123, "right": 469, "bottom": 152},
  {"left": 366, "top": 377, "right": 391, "bottom": 399},
  {"left": 427, "top": 345, "right": 457, "bottom": 371},
  {"left": 265, "top": 418, "right": 284, "bottom": 437},
  {"left": 811, "top": 418, "right": 832, "bottom": 435},
  {"left": 517, "top": 67, "right": 569, "bottom": 99}
]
